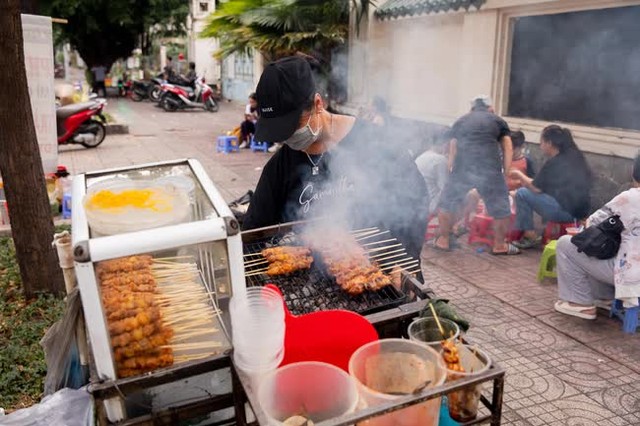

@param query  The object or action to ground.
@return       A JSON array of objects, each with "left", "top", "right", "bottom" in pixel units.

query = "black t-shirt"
[
  {"left": 242, "top": 120, "right": 429, "bottom": 259},
  {"left": 451, "top": 110, "right": 510, "bottom": 173},
  {"left": 532, "top": 152, "right": 592, "bottom": 218}
]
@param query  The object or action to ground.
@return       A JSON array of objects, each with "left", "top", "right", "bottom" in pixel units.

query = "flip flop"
[
  {"left": 491, "top": 243, "right": 521, "bottom": 256},
  {"left": 432, "top": 237, "right": 452, "bottom": 252},
  {"left": 512, "top": 237, "right": 542, "bottom": 250},
  {"left": 554, "top": 300, "right": 596, "bottom": 320}
]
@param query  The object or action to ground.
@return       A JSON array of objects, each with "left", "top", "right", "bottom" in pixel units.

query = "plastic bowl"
[
  {"left": 258, "top": 362, "right": 359, "bottom": 425},
  {"left": 349, "top": 339, "right": 446, "bottom": 426},
  {"left": 83, "top": 178, "right": 190, "bottom": 236}
]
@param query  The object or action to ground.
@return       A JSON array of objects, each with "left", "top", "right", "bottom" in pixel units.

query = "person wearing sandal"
[
  {"left": 510, "top": 125, "right": 592, "bottom": 250},
  {"left": 554, "top": 153, "right": 640, "bottom": 320},
  {"left": 435, "top": 96, "right": 520, "bottom": 256}
]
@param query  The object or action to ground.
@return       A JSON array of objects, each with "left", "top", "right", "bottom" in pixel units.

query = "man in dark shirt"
[
  {"left": 242, "top": 56, "right": 429, "bottom": 261},
  {"left": 435, "top": 96, "right": 518, "bottom": 255}
]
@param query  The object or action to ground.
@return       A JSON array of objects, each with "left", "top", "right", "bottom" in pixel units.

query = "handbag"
[{"left": 571, "top": 215, "right": 624, "bottom": 260}]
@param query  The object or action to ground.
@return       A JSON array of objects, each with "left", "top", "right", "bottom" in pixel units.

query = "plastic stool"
[
  {"left": 62, "top": 193, "right": 72, "bottom": 219},
  {"left": 250, "top": 136, "right": 269, "bottom": 152},
  {"left": 610, "top": 299, "right": 639, "bottom": 333},
  {"left": 537, "top": 240, "right": 558, "bottom": 282},
  {"left": 543, "top": 221, "right": 574, "bottom": 244},
  {"left": 216, "top": 135, "right": 239, "bottom": 154},
  {"left": 468, "top": 213, "right": 494, "bottom": 246},
  {"left": 425, "top": 213, "right": 438, "bottom": 241}
]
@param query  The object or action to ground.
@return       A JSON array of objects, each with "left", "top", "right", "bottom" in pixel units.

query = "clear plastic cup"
[
  {"left": 408, "top": 317, "right": 460, "bottom": 350},
  {"left": 258, "top": 362, "right": 359, "bottom": 425},
  {"left": 440, "top": 344, "right": 492, "bottom": 423},
  {"left": 349, "top": 339, "right": 446, "bottom": 426},
  {"left": 230, "top": 286, "right": 285, "bottom": 374}
]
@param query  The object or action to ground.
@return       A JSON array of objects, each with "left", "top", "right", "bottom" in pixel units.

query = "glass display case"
[{"left": 71, "top": 159, "right": 244, "bottom": 422}]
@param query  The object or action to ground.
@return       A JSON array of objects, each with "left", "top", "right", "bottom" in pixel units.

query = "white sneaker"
[
  {"left": 268, "top": 143, "right": 282, "bottom": 153},
  {"left": 239, "top": 141, "right": 248, "bottom": 149}
]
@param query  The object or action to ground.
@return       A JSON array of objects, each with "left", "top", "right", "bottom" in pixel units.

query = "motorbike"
[
  {"left": 117, "top": 74, "right": 132, "bottom": 98},
  {"left": 130, "top": 80, "right": 152, "bottom": 101},
  {"left": 149, "top": 73, "right": 165, "bottom": 102},
  {"left": 56, "top": 98, "right": 108, "bottom": 148},
  {"left": 159, "top": 77, "right": 219, "bottom": 113}
]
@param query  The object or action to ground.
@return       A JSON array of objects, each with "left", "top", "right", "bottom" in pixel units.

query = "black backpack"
[{"left": 571, "top": 215, "right": 624, "bottom": 260}]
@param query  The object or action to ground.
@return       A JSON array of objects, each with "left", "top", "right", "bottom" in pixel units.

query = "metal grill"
[{"left": 242, "top": 233, "right": 408, "bottom": 316}]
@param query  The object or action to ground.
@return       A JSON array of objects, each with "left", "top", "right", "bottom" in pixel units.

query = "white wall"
[
  {"left": 349, "top": 0, "right": 640, "bottom": 158},
  {"left": 361, "top": 13, "right": 468, "bottom": 124}
]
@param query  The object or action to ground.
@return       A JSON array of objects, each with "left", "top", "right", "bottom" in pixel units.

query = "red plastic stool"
[
  {"left": 543, "top": 221, "right": 574, "bottom": 244},
  {"left": 468, "top": 213, "right": 494, "bottom": 246},
  {"left": 424, "top": 213, "right": 438, "bottom": 241}
]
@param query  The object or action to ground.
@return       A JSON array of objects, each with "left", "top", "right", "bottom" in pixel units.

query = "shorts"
[{"left": 439, "top": 170, "right": 511, "bottom": 219}]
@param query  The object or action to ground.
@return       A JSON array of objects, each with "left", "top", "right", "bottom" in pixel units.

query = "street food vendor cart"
[{"left": 73, "top": 159, "right": 504, "bottom": 425}]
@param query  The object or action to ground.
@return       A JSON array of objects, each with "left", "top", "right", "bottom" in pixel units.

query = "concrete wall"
[{"left": 348, "top": 0, "right": 640, "bottom": 202}]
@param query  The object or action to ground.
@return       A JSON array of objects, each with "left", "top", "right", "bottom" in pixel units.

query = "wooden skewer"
[
  {"left": 369, "top": 248, "right": 405, "bottom": 258},
  {"left": 172, "top": 330, "right": 219, "bottom": 341},
  {"left": 379, "top": 259, "right": 419, "bottom": 270},
  {"left": 403, "top": 268, "right": 421, "bottom": 275},
  {"left": 372, "top": 252, "right": 408, "bottom": 263},
  {"left": 174, "top": 353, "right": 214, "bottom": 363},
  {"left": 245, "top": 270, "right": 267, "bottom": 277},
  {"left": 350, "top": 227, "right": 379, "bottom": 234},
  {"left": 244, "top": 259, "right": 268, "bottom": 267},
  {"left": 366, "top": 243, "right": 402, "bottom": 253},
  {"left": 154, "top": 256, "right": 196, "bottom": 262},
  {"left": 354, "top": 230, "right": 389, "bottom": 241},
  {"left": 378, "top": 258, "right": 418, "bottom": 268},
  {"left": 243, "top": 252, "right": 262, "bottom": 258},
  {"left": 164, "top": 341, "right": 222, "bottom": 349},
  {"left": 361, "top": 238, "right": 397, "bottom": 247},
  {"left": 429, "top": 303, "right": 446, "bottom": 339}
]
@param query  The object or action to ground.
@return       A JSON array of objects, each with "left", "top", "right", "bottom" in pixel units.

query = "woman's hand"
[{"left": 509, "top": 169, "right": 525, "bottom": 180}]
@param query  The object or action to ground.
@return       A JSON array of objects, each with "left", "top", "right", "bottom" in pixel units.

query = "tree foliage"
[
  {"left": 42, "top": 0, "right": 189, "bottom": 70},
  {"left": 201, "top": 0, "right": 372, "bottom": 103}
]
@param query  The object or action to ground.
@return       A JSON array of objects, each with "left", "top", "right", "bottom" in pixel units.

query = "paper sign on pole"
[{"left": 21, "top": 14, "right": 59, "bottom": 174}]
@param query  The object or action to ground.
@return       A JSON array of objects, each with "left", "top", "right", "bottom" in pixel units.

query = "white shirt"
[{"left": 588, "top": 187, "right": 640, "bottom": 307}]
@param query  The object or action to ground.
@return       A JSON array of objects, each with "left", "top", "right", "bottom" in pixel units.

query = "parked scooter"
[
  {"left": 159, "top": 77, "right": 219, "bottom": 112},
  {"left": 56, "top": 98, "right": 107, "bottom": 148},
  {"left": 130, "top": 80, "right": 152, "bottom": 101}
]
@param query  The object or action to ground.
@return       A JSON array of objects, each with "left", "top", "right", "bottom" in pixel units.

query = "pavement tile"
[
  {"left": 537, "top": 312, "right": 625, "bottom": 344},
  {"left": 517, "top": 394, "right": 629, "bottom": 426},
  {"left": 72, "top": 99, "right": 640, "bottom": 425}
]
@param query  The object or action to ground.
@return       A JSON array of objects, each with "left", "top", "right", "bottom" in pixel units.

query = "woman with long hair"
[{"left": 510, "top": 125, "right": 592, "bottom": 249}]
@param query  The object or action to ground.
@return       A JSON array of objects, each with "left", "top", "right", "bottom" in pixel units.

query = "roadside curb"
[
  {"left": 0, "top": 218, "right": 71, "bottom": 238},
  {"left": 106, "top": 123, "right": 129, "bottom": 135}
]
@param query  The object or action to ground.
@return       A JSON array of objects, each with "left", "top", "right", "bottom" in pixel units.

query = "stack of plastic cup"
[{"left": 230, "top": 286, "right": 286, "bottom": 375}]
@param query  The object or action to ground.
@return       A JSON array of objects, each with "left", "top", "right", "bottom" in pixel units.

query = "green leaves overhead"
[
  {"left": 42, "top": 0, "right": 189, "bottom": 69},
  {"left": 201, "top": 0, "right": 372, "bottom": 61}
]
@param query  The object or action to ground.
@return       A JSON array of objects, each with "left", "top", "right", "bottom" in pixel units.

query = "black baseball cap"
[{"left": 254, "top": 57, "right": 316, "bottom": 143}]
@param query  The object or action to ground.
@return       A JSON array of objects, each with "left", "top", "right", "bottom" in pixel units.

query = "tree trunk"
[{"left": 0, "top": 0, "right": 65, "bottom": 297}]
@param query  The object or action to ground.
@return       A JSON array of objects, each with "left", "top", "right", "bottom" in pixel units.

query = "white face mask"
[{"left": 283, "top": 109, "right": 322, "bottom": 151}]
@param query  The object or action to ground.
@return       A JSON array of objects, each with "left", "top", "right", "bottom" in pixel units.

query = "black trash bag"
[
  {"left": 571, "top": 215, "right": 624, "bottom": 260},
  {"left": 419, "top": 298, "right": 470, "bottom": 332}
]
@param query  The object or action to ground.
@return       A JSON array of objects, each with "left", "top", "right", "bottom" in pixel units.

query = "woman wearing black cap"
[{"left": 242, "top": 56, "right": 429, "bottom": 261}]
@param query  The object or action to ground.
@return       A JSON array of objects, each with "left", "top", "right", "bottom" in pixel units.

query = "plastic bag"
[
  {"left": 40, "top": 289, "right": 88, "bottom": 395},
  {"left": 0, "top": 387, "right": 93, "bottom": 426}
]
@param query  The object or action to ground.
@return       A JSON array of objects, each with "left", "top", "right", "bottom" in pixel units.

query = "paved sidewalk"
[
  {"left": 421, "top": 240, "right": 640, "bottom": 425},
  {"left": 59, "top": 98, "right": 271, "bottom": 202},
  {"left": 59, "top": 99, "right": 640, "bottom": 424}
]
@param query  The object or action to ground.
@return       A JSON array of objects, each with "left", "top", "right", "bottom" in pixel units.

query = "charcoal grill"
[{"left": 242, "top": 225, "right": 420, "bottom": 316}]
